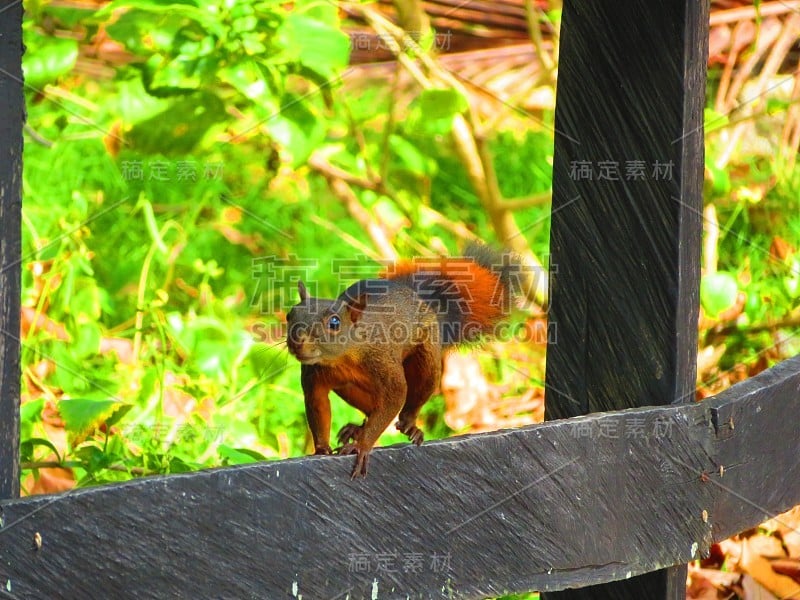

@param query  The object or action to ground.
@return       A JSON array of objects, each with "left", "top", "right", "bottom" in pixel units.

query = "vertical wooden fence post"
[
  {"left": 0, "top": 3, "right": 24, "bottom": 501},
  {"left": 543, "top": 2, "right": 708, "bottom": 598}
]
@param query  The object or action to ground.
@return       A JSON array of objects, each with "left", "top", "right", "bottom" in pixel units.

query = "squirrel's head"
[{"left": 285, "top": 280, "right": 367, "bottom": 365}]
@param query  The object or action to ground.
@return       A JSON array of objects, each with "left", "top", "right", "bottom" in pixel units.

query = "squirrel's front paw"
[
  {"left": 313, "top": 445, "right": 333, "bottom": 455},
  {"left": 336, "top": 422, "right": 363, "bottom": 446}
]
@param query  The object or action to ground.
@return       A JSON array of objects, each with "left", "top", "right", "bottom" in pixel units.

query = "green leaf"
[
  {"left": 97, "top": 0, "right": 202, "bottom": 17},
  {"left": 269, "top": 94, "right": 325, "bottom": 166},
  {"left": 137, "top": 53, "right": 214, "bottom": 96},
  {"left": 20, "top": 437, "right": 62, "bottom": 463},
  {"left": 20, "top": 398, "right": 45, "bottom": 424},
  {"left": 766, "top": 98, "right": 792, "bottom": 115},
  {"left": 700, "top": 272, "right": 739, "bottom": 318},
  {"left": 705, "top": 159, "right": 731, "bottom": 196},
  {"left": 389, "top": 134, "right": 434, "bottom": 176},
  {"left": 417, "top": 89, "right": 468, "bottom": 121},
  {"left": 127, "top": 92, "right": 226, "bottom": 155},
  {"left": 374, "top": 198, "right": 408, "bottom": 231},
  {"left": 72, "top": 322, "right": 102, "bottom": 358},
  {"left": 74, "top": 444, "right": 114, "bottom": 472},
  {"left": 406, "top": 89, "right": 469, "bottom": 135},
  {"left": 784, "top": 259, "right": 800, "bottom": 298},
  {"left": 704, "top": 107, "right": 729, "bottom": 134},
  {"left": 102, "top": 5, "right": 221, "bottom": 52},
  {"left": 23, "top": 34, "right": 79, "bottom": 89},
  {"left": 219, "top": 60, "right": 277, "bottom": 110},
  {"left": 276, "top": 14, "right": 350, "bottom": 80},
  {"left": 293, "top": 0, "right": 340, "bottom": 25},
  {"left": 58, "top": 398, "right": 133, "bottom": 437},
  {"left": 249, "top": 342, "right": 290, "bottom": 380},
  {"left": 218, "top": 444, "right": 266, "bottom": 465},
  {"left": 166, "top": 455, "right": 196, "bottom": 473},
  {"left": 69, "top": 279, "right": 103, "bottom": 320},
  {"left": 41, "top": 5, "right": 94, "bottom": 27},
  {"left": 105, "top": 9, "right": 188, "bottom": 55}
]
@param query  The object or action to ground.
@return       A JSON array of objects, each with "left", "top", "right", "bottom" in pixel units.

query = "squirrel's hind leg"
[{"left": 396, "top": 343, "right": 441, "bottom": 445}]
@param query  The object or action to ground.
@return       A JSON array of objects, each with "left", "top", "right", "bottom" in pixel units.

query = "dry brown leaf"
[
  {"left": 784, "top": 528, "right": 800, "bottom": 560},
  {"left": 762, "top": 506, "right": 800, "bottom": 558},
  {"left": 161, "top": 372, "right": 212, "bottom": 421},
  {"left": 709, "top": 24, "right": 732, "bottom": 65},
  {"left": 720, "top": 538, "right": 743, "bottom": 564},
  {"left": 697, "top": 344, "right": 727, "bottom": 382},
  {"left": 102, "top": 120, "right": 123, "bottom": 157},
  {"left": 741, "top": 574, "right": 780, "bottom": 600},
  {"left": 175, "top": 277, "right": 199, "bottom": 299},
  {"left": 40, "top": 400, "right": 69, "bottom": 458},
  {"left": 26, "top": 260, "right": 60, "bottom": 308},
  {"left": 20, "top": 306, "right": 70, "bottom": 341},
  {"left": 100, "top": 337, "right": 134, "bottom": 364},
  {"left": 212, "top": 223, "right": 264, "bottom": 254},
  {"left": 23, "top": 360, "right": 58, "bottom": 398},
  {"left": 221, "top": 206, "right": 243, "bottom": 224},
  {"left": 770, "top": 236, "right": 795, "bottom": 262},
  {"left": 747, "top": 533, "right": 787, "bottom": 558},
  {"left": 687, "top": 573, "right": 724, "bottom": 600},
  {"left": 740, "top": 536, "right": 800, "bottom": 599},
  {"left": 441, "top": 352, "right": 499, "bottom": 431},
  {"left": 689, "top": 559, "right": 741, "bottom": 599},
  {"left": 771, "top": 558, "right": 800, "bottom": 584},
  {"left": 24, "top": 466, "right": 75, "bottom": 496}
]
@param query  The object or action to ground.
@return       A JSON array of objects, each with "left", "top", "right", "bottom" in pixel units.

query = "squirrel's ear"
[
  {"left": 298, "top": 280, "right": 309, "bottom": 302},
  {"left": 345, "top": 293, "right": 368, "bottom": 324}
]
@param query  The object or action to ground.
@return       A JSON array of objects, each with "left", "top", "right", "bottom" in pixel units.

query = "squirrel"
[{"left": 285, "top": 242, "right": 517, "bottom": 478}]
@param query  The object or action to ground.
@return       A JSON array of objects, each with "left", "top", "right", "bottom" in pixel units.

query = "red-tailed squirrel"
[{"left": 286, "top": 243, "right": 517, "bottom": 478}]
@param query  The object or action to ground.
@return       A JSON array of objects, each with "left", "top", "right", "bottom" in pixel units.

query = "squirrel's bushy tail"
[{"left": 382, "top": 242, "right": 518, "bottom": 346}]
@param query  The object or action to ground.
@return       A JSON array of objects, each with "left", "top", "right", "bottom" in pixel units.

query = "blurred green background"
[{"left": 18, "top": 0, "right": 800, "bottom": 500}]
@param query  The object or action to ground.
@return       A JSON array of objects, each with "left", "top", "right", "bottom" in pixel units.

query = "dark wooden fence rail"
[
  {"left": 0, "top": 357, "right": 798, "bottom": 597},
  {"left": 1, "top": 1, "right": 799, "bottom": 599},
  {"left": 543, "top": 2, "right": 708, "bottom": 598},
  {"left": 0, "top": 0, "right": 23, "bottom": 505}
]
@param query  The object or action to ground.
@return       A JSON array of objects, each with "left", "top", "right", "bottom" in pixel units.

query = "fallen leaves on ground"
[{"left": 688, "top": 506, "right": 800, "bottom": 599}]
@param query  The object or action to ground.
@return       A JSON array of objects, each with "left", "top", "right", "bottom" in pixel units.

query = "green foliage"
[
  {"left": 700, "top": 272, "right": 739, "bottom": 318},
  {"left": 22, "top": 34, "right": 79, "bottom": 89},
  {"left": 58, "top": 398, "right": 132, "bottom": 438},
  {"left": 17, "top": 0, "right": 800, "bottom": 510},
  {"left": 19, "top": 0, "right": 355, "bottom": 488}
]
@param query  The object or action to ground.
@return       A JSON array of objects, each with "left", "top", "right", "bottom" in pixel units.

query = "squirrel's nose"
[{"left": 286, "top": 328, "right": 308, "bottom": 356}]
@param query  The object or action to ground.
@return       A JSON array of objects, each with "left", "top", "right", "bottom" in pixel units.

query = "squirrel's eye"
[{"left": 328, "top": 315, "right": 341, "bottom": 331}]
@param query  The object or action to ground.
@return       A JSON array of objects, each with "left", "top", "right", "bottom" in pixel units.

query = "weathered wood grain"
[
  {"left": 544, "top": 1, "right": 708, "bottom": 597},
  {"left": 0, "top": 356, "right": 797, "bottom": 599},
  {"left": 708, "top": 357, "right": 800, "bottom": 541},
  {"left": 0, "top": 2, "right": 23, "bottom": 502}
]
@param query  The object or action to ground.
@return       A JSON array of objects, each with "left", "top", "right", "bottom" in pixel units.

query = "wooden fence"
[{"left": 1, "top": 1, "right": 799, "bottom": 599}]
